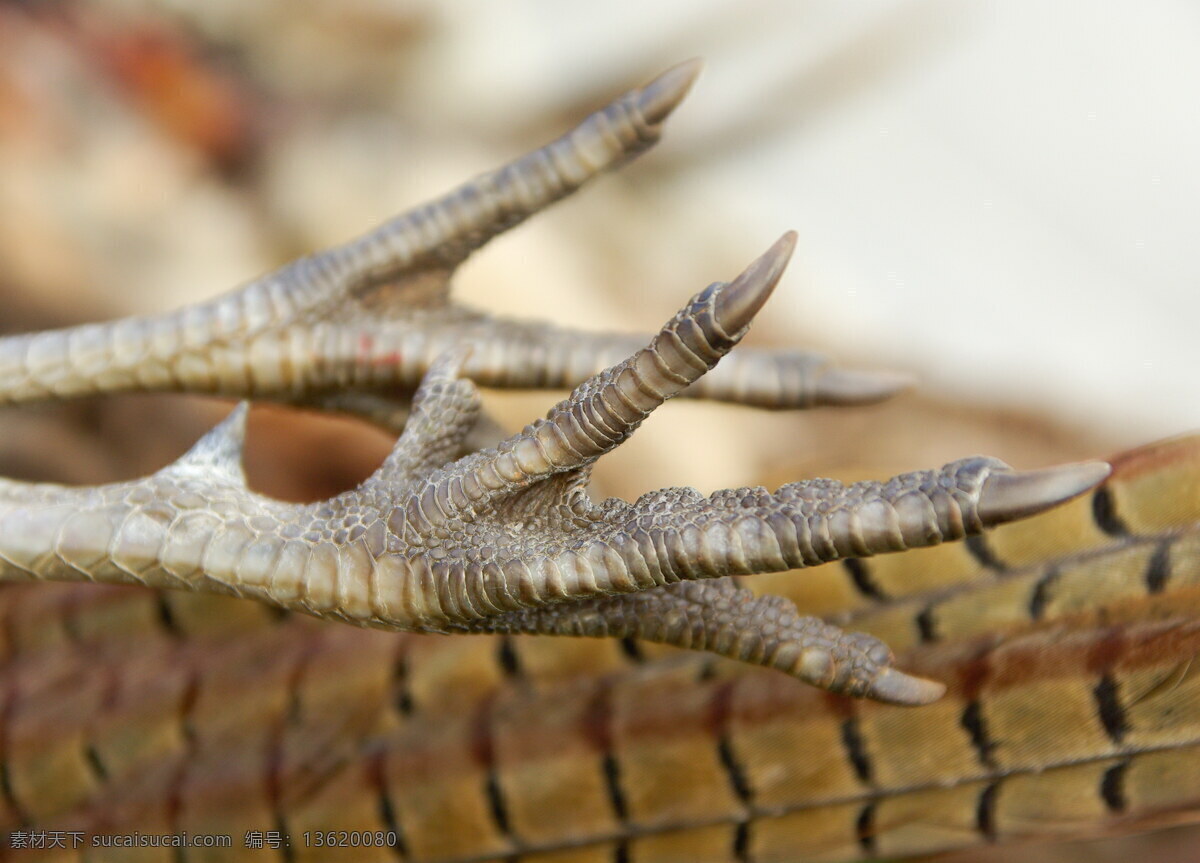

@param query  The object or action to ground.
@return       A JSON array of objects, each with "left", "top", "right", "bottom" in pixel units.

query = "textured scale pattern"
[
  {"left": 0, "top": 61, "right": 909, "bottom": 435},
  {"left": 0, "top": 239, "right": 1108, "bottom": 707},
  {"left": 0, "top": 59, "right": 1187, "bottom": 863},
  {"left": 0, "top": 64, "right": 1112, "bottom": 709},
  {"left": 0, "top": 440, "right": 1196, "bottom": 863}
]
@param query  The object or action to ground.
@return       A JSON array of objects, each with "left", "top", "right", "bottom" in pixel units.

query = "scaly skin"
[
  {"left": 0, "top": 61, "right": 908, "bottom": 440},
  {"left": 0, "top": 235, "right": 1108, "bottom": 705},
  {"left": 0, "top": 62, "right": 1161, "bottom": 863},
  {"left": 0, "top": 65, "right": 1111, "bottom": 705},
  {"left": 0, "top": 436, "right": 1198, "bottom": 862}
]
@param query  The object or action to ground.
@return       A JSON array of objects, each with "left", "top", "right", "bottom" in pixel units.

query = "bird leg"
[
  {"left": 0, "top": 60, "right": 905, "bottom": 435},
  {"left": 0, "top": 236, "right": 1109, "bottom": 703}
]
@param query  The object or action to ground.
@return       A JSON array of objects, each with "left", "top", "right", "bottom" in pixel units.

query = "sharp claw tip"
[
  {"left": 637, "top": 59, "right": 703, "bottom": 125},
  {"left": 715, "top": 233, "right": 796, "bottom": 332},
  {"left": 977, "top": 460, "right": 1112, "bottom": 525},
  {"left": 868, "top": 668, "right": 946, "bottom": 706},
  {"left": 753, "top": 232, "right": 797, "bottom": 285},
  {"left": 224, "top": 401, "right": 251, "bottom": 436}
]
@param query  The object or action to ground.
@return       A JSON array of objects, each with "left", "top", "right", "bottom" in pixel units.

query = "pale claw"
[
  {"left": 635, "top": 58, "right": 703, "bottom": 125},
  {"left": 866, "top": 667, "right": 947, "bottom": 707},
  {"left": 978, "top": 461, "right": 1112, "bottom": 525},
  {"left": 715, "top": 232, "right": 797, "bottom": 332},
  {"left": 815, "top": 367, "right": 917, "bottom": 406}
]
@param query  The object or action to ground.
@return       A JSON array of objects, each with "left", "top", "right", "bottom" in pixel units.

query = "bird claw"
[
  {"left": 978, "top": 461, "right": 1112, "bottom": 525},
  {"left": 865, "top": 666, "right": 947, "bottom": 706},
  {"left": 812, "top": 367, "right": 917, "bottom": 406},
  {"left": 0, "top": 64, "right": 1118, "bottom": 708},
  {"left": 633, "top": 58, "right": 703, "bottom": 127}
]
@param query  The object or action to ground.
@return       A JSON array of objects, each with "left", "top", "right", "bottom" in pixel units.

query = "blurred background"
[{"left": 0, "top": 1, "right": 1198, "bottom": 858}]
